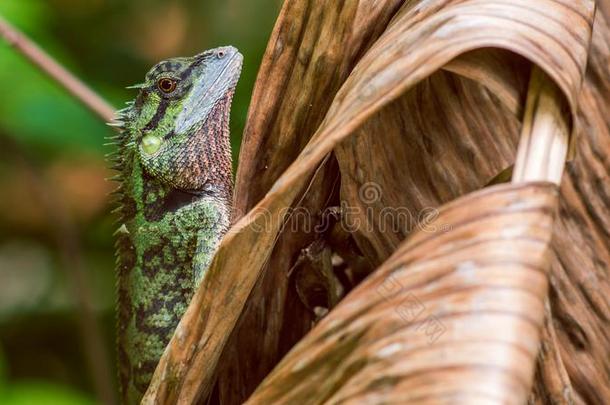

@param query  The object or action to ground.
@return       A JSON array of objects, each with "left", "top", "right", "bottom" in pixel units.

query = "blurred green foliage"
[
  {"left": 0, "top": 352, "right": 96, "bottom": 405},
  {"left": 0, "top": 0, "right": 279, "bottom": 403}
]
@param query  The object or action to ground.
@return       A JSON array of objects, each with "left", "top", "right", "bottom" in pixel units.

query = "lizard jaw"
[{"left": 174, "top": 46, "right": 243, "bottom": 135}]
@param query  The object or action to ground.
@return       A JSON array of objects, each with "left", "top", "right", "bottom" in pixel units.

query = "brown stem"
[
  {"left": 512, "top": 67, "right": 571, "bottom": 185},
  {"left": 0, "top": 15, "right": 116, "bottom": 123}
]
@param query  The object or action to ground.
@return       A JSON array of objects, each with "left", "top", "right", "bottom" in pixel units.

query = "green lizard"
[{"left": 109, "top": 46, "right": 242, "bottom": 404}]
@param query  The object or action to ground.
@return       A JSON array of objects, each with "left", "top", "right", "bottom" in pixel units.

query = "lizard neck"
[
  {"left": 197, "top": 91, "right": 234, "bottom": 203},
  {"left": 135, "top": 92, "right": 235, "bottom": 202}
]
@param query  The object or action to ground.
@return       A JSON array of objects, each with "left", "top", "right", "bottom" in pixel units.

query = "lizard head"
[{"left": 127, "top": 46, "right": 242, "bottom": 193}]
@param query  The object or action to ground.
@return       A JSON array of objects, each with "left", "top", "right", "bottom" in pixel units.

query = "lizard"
[{"left": 108, "top": 45, "right": 242, "bottom": 404}]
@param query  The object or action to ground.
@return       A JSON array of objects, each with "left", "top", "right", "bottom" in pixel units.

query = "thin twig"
[
  {"left": 1, "top": 13, "right": 118, "bottom": 402},
  {"left": 0, "top": 14, "right": 116, "bottom": 123}
]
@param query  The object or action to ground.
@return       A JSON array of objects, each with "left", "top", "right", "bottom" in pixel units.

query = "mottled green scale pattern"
[
  {"left": 110, "top": 46, "right": 242, "bottom": 404},
  {"left": 117, "top": 158, "right": 228, "bottom": 401}
]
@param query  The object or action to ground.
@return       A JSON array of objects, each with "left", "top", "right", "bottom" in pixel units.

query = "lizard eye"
[{"left": 157, "top": 77, "right": 177, "bottom": 94}]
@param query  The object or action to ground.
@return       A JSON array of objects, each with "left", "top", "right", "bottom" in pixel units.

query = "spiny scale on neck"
[{"left": 108, "top": 46, "right": 242, "bottom": 404}]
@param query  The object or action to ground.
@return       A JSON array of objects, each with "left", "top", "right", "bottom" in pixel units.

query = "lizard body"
[{"left": 110, "top": 46, "right": 242, "bottom": 404}]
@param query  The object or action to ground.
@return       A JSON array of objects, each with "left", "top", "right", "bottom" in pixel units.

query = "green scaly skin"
[{"left": 109, "top": 46, "right": 242, "bottom": 404}]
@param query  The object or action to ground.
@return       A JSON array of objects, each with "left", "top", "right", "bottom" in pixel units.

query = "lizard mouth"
[{"left": 174, "top": 46, "right": 243, "bottom": 134}]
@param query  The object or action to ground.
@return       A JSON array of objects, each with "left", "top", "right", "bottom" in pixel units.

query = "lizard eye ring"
[{"left": 157, "top": 77, "right": 177, "bottom": 94}]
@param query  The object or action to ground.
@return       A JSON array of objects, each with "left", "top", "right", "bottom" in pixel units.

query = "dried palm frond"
[{"left": 144, "top": 1, "right": 609, "bottom": 404}]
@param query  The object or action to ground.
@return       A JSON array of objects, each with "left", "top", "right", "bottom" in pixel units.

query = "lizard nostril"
[{"left": 217, "top": 50, "right": 226, "bottom": 59}]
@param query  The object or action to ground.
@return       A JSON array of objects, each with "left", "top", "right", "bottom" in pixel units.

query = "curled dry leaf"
[
  {"left": 143, "top": 0, "right": 609, "bottom": 404},
  {"left": 248, "top": 183, "right": 558, "bottom": 404}
]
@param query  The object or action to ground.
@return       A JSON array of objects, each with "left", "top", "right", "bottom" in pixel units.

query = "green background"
[{"left": 0, "top": 0, "right": 278, "bottom": 403}]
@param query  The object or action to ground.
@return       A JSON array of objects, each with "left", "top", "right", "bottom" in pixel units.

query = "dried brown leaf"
[{"left": 143, "top": 1, "right": 600, "bottom": 403}]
